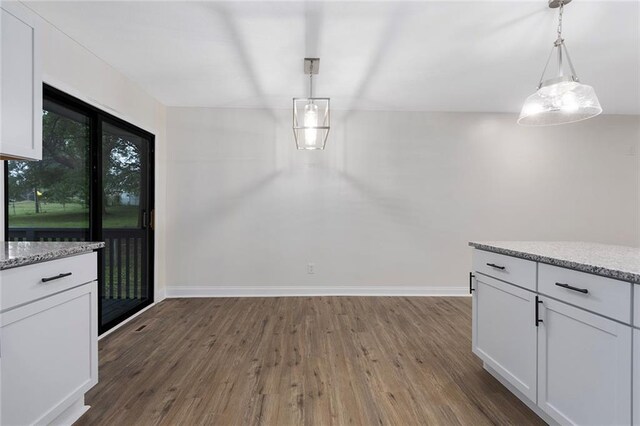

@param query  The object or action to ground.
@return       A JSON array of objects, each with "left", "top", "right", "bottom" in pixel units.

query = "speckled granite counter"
[
  {"left": 469, "top": 241, "right": 640, "bottom": 284},
  {"left": 0, "top": 241, "right": 105, "bottom": 270}
]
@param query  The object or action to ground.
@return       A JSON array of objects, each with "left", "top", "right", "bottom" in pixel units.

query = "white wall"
[
  {"left": 165, "top": 109, "right": 640, "bottom": 296},
  {"left": 0, "top": 2, "right": 168, "bottom": 299}
]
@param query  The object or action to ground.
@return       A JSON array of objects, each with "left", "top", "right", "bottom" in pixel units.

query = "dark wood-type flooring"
[{"left": 76, "top": 297, "right": 543, "bottom": 425}]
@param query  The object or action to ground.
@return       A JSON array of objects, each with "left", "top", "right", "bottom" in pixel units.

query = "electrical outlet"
[{"left": 307, "top": 263, "right": 315, "bottom": 274}]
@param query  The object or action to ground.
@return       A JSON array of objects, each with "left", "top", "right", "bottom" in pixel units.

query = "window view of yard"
[
  {"left": 6, "top": 100, "right": 143, "bottom": 231},
  {"left": 7, "top": 201, "right": 139, "bottom": 228}
]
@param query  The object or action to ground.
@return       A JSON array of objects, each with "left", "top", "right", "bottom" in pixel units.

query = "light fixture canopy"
[
  {"left": 518, "top": 0, "right": 602, "bottom": 126},
  {"left": 293, "top": 58, "right": 330, "bottom": 150}
]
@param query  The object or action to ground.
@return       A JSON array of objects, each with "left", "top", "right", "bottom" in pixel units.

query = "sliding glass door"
[
  {"left": 4, "top": 85, "right": 154, "bottom": 334},
  {"left": 100, "top": 120, "right": 153, "bottom": 330}
]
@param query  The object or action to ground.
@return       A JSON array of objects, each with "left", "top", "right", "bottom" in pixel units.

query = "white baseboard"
[
  {"left": 156, "top": 286, "right": 167, "bottom": 302},
  {"left": 165, "top": 285, "right": 469, "bottom": 298}
]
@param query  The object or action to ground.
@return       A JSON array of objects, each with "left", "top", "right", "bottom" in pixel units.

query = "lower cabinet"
[
  {"left": 472, "top": 274, "right": 537, "bottom": 401},
  {"left": 0, "top": 282, "right": 98, "bottom": 425},
  {"left": 537, "top": 297, "right": 632, "bottom": 426},
  {"left": 472, "top": 271, "right": 635, "bottom": 425}
]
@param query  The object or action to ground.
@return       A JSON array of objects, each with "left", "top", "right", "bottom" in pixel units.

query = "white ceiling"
[{"left": 26, "top": 1, "right": 640, "bottom": 113}]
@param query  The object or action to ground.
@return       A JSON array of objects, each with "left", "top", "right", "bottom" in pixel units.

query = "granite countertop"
[
  {"left": 468, "top": 241, "right": 640, "bottom": 284},
  {"left": 0, "top": 241, "right": 105, "bottom": 270}
]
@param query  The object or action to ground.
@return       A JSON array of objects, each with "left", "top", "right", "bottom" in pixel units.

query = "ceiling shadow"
[
  {"left": 342, "top": 4, "right": 407, "bottom": 117},
  {"left": 198, "top": 3, "right": 279, "bottom": 121}
]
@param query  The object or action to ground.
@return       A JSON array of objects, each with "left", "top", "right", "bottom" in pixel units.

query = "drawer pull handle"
[
  {"left": 486, "top": 263, "right": 506, "bottom": 270},
  {"left": 555, "top": 282, "right": 589, "bottom": 294},
  {"left": 41, "top": 272, "right": 73, "bottom": 283}
]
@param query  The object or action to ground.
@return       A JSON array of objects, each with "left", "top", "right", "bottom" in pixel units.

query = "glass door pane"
[
  {"left": 100, "top": 120, "right": 153, "bottom": 329},
  {"left": 6, "top": 98, "right": 90, "bottom": 241}
]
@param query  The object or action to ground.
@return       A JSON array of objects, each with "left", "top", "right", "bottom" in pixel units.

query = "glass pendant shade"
[
  {"left": 518, "top": 78, "right": 602, "bottom": 126},
  {"left": 518, "top": 1, "right": 602, "bottom": 126},
  {"left": 293, "top": 98, "right": 330, "bottom": 150}
]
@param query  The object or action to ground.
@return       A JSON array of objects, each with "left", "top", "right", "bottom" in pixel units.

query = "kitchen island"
[
  {"left": 469, "top": 241, "right": 639, "bottom": 426},
  {"left": 0, "top": 241, "right": 104, "bottom": 425}
]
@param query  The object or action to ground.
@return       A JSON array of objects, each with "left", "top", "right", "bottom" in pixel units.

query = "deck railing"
[{"left": 8, "top": 227, "right": 147, "bottom": 301}]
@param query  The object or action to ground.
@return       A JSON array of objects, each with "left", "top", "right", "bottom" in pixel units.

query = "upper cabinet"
[{"left": 1, "top": 1, "right": 42, "bottom": 161}]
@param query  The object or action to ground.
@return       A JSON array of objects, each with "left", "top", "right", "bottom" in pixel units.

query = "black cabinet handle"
[
  {"left": 469, "top": 272, "right": 475, "bottom": 294},
  {"left": 486, "top": 263, "right": 505, "bottom": 270},
  {"left": 535, "top": 296, "right": 543, "bottom": 327},
  {"left": 41, "top": 272, "right": 73, "bottom": 283},
  {"left": 555, "top": 282, "right": 589, "bottom": 294}
]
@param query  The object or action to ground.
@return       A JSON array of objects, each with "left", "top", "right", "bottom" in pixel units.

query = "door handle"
[
  {"left": 535, "top": 296, "right": 543, "bottom": 327},
  {"left": 142, "top": 210, "right": 148, "bottom": 229},
  {"left": 469, "top": 272, "right": 475, "bottom": 294}
]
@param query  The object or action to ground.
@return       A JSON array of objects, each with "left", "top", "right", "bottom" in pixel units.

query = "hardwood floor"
[{"left": 77, "top": 297, "right": 543, "bottom": 425}]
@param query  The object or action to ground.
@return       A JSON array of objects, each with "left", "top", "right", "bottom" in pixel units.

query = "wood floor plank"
[{"left": 76, "top": 297, "right": 543, "bottom": 426}]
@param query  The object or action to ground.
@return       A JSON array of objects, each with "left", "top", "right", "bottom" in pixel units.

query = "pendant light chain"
[
  {"left": 556, "top": 2, "right": 564, "bottom": 43},
  {"left": 556, "top": 2, "right": 564, "bottom": 76},
  {"left": 536, "top": 0, "right": 581, "bottom": 88}
]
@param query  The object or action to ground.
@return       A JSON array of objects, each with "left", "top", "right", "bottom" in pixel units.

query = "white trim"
[
  {"left": 98, "top": 301, "right": 159, "bottom": 340},
  {"left": 165, "top": 285, "right": 469, "bottom": 298},
  {"left": 156, "top": 286, "right": 167, "bottom": 303},
  {"left": 42, "top": 75, "right": 157, "bottom": 135}
]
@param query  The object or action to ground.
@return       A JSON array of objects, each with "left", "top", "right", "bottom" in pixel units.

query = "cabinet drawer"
[
  {"left": 538, "top": 263, "right": 632, "bottom": 324},
  {"left": 0, "top": 252, "right": 97, "bottom": 312},
  {"left": 473, "top": 249, "right": 536, "bottom": 291}
]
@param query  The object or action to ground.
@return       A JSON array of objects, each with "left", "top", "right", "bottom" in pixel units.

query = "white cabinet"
[
  {"left": 472, "top": 274, "right": 537, "bottom": 401},
  {"left": 0, "top": 253, "right": 98, "bottom": 425},
  {"left": 1, "top": 1, "right": 42, "bottom": 160},
  {"left": 472, "top": 248, "right": 637, "bottom": 425},
  {"left": 537, "top": 297, "right": 632, "bottom": 426},
  {"left": 634, "top": 329, "right": 640, "bottom": 426}
]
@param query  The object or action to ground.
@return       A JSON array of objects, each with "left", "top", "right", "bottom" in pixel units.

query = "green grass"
[{"left": 7, "top": 201, "right": 139, "bottom": 228}]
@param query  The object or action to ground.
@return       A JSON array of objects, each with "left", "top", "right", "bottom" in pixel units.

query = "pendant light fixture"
[
  {"left": 293, "top": 58, "right": 330, "bottom": 150},
  {"left": 518, "top": 0, "right": 602, "bottom": 126}
]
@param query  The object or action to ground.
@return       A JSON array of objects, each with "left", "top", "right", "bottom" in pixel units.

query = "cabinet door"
[
  {"left": 634, "top": 329, "right": 639, "bottom": 426},
  {"left": 0, "top": 282, "right": 98, "bottom": 425},
  {"left": 538, "top": 297, "right": 632, "bottom": 426},
  {"left": 1, "top": 2, "right": 42, "bottom": 160},
  {"left": 473, "top": 274, "right": 537, "bottom": 402}
]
